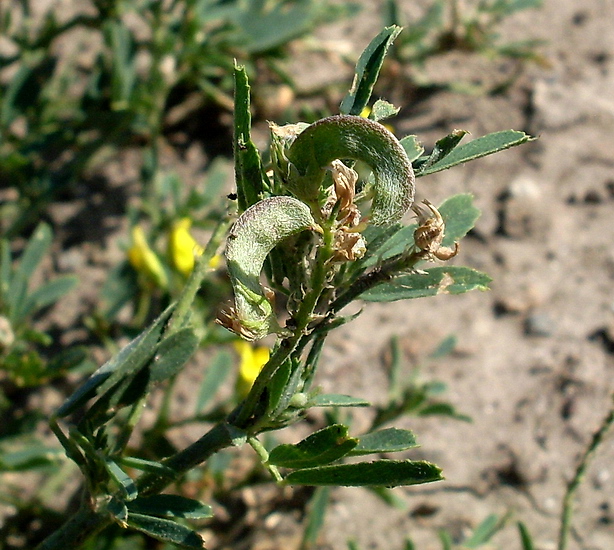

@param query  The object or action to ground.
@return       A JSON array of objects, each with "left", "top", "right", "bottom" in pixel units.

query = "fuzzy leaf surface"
[
  {"left": 362, "top": 266, "right": 491, "bottom": 302},
  {"left": 268, "top": 425, "right": 357, "bottom": 468},
  {"left": 349, "top": 428, "right": 418, "bottom": 456},
  {"left": 285, "top": 459, "right": 443, "bottom": 487}
]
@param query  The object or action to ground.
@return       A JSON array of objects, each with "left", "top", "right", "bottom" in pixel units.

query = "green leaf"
[
  {"left": 149, "top": 328, "right": 198, "bottom": 384},
  {"left": 56, "top": 306, "right": 172, "bottom": 417},
  {"left": 358, "top": 194, "right": 479, "bottom": 268},
  {"left": 126, "top": 513, "right": 205, "bottom": 549},
  {"left": 100, "top": 260, "right": 138, "bottom": 321},
  {"left": 369, "top": 99, "right": 400, "bottom": 121},
  {"left": 285, "top": 459, "right": 443, "bottom": 487},
  {"left": 233, "top": 2, "right": 313, "bottom": 53},
  {"left": 233, "top": 63, "right": 266, "bottom": 212},
  {"left": 107, "top": 498, "right": 128, "bottom": 523},
  {"left": 0, "top": 239, "right": 11, "bottom": 302},
  {"left": 415, "top": 129, "right": 469, "bottom": 173},
  {"left": 362, "top": 266, "right": 492, "bottom": 302},
  {"left": 438, "top": 529, "right": 454, "bottom": 550},
  {"left": 400, "top": 135, "right": 424, "bottom": 162},
  {"left": 94, "top": 306, "right": 172, "bottom": 397},
  {"left": 517, "top": 522, "right": 535, "bottom": 550},
  {"left": 15, "top": 223, "right": 52, "bottom": 282},
  {"left": 418, "top": 130, "right": 534, "bottom": 176},
  {"left": 418, "top": 402, "right": 471, "bottom": 422},
  {"left": 268, "top": 425, "right": 358, "bottom": 469},
  {"left": 21, "top": 275, "right": 78, "bottom": 318},
  {"left": 429, "top": 334, "right": 457, "bottom": 359},
  {"left": 349, "top": 428, "right": 417, "bottom": 456},
  {"left": 340, "top": 26, "right": 402, "bottom": 116},
  {"left": 117, "top": 456, "right": 176, "bottom": 478},
  {"left": 0, "top": 445, "right": 63, "bottom": 471},
  {"left": 301, "top": 486, "right": 331, "bottom": 549},
  {"left": 127, "top": 495, "right": 213, "bottom": 519},
  {"left": 464, "top": 514, "right": 507, "bottom": 547},
  {"left": 309, "top": 394, "right": 370, "bottom": 407},
  {"left": 266, "top": 359, "right": 296, "bottom": 417},
  {"left": 104, "top": 459, "right": 138, "bottom": 501},
  {"left": 195, "top": 349, "right": 233, "bottom": 414}
]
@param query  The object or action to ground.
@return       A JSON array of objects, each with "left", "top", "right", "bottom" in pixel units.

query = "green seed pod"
[
  {"left": 286, "top": 114, "right": 415, "bottom": 225},
  {"left": 223, "top": 196, "right": 319, "bottom": 341}
]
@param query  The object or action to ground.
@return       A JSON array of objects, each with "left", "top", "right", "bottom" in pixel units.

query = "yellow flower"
[
  {"left": 234, "top": 340, "right": 270, "bottom": 398},
  {"left": 168, "top": 218, "right": 205, "bottom": 276},
  {"left": 128, "top": 225, "right": 168, "bottom": 288}
]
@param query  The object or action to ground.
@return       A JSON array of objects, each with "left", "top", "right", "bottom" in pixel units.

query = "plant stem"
[
  {"left": 137, "top": 422, "right": 238, "bottom": 496},
  {"left": 35, "top": 502, "right": 111, "bottom": 550},
  {"left": 330, "top": 249, "right": 426, "bottom": 315},
  {"left": 558, "top": 394, "right": 614, "bottom": 550},
  {"left": 232, "top": 222, "right": 336, "bottom": 429}
]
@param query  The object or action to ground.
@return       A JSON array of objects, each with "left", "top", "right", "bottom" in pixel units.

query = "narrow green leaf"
[
  {"left": 418, "top": 130, "right": 534, "bottom": 176},
  {"left": 429, "top": 334, "right": 457, "bottom": 359},
  {"left": 416, "top": 129, "right": 469, "bottom": 173},
  {"left": 367, "top": 486, "right": 407, "bottom": 509},
  {"left": 127, "top": 495, "right": 213, "bottom": 519},
  {"left": 117, "top": 456, "right": 176, "bottom": 478},
  {"left": 107, "top": 498, "right": 128, "bottom": 523},
  {"left": 100, "top": 260, "right": 139, "bottom": 321},
  {"left": 268, "top": 359, "right": 302, "bottom": 417},
  {"left": 56, "top": 307, "right": 172, "bottom": 417},
  {"left": 464, "top": 514, "right": 507, "bottom": 547},
  {"left": 95, "top": 306, "right": 172, "bottom": 397},
  {"left": 362, "top": 266, "right": 492, "bottom": 302},
  {"left": 149, "top": 328, "right": 198, "bottom": 383},
  {"left": 340, "top": 26, "right": 402, "bottom": 116},
  {"left": 21, "top": 275, "right": 78, "bottom": 318},
  {"left": 0, "top": 239, "right": 12, "bottom": 302},
  {"left": 195, "top": 349, "right": 233, "bottom": 414},
  {"left": 126, "top": 513, "right": 205, "bottom": 549},
  {"left": 268, "top": 425, "right": 357, "bottom": 469},
  {"left": 285, "top": 459, "right": 443, "bottom": 487},
  {"left": 309, "top": 394, "right": 370, "bottom": 408},
  {"left": 301, "top": 486, "right": 331, "bottom": 548},
  {"left": 517, "top": 522, "right": 535, "bottom": 550},
  {"left": 438, "top": 529, "right": 454, "bottom": 550},
  {"left": 349, "top": 428, "right": 417, "bottom": 456},
  {"left": 233, "top": 64, "right": 266, "bottom": 212},
  {"left": 105, "top": 459, "right": 138, "bottom": 501},
  {"left": 0, "top": 445, "right": 63, "bottom": 471},
  {"left": 15, "top": 223, "right": 52, "bottom": 282},
  {"left": 418, "top": 402, "right": 471, "bottom": 422}
]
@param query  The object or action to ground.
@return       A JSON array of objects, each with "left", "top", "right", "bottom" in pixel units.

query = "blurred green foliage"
[{"left": 0, "top": 0, "right": 359, "bottom": 237}]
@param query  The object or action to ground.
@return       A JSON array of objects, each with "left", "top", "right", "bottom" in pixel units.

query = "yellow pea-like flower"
[
  {"left": 234, "top": 340, "right": 270, "bottom": 398},
  {"left": 128, "top": 225, "right": 168, "bottom": 288},
  {"left": 168, "top": 218, "right": 205, "bottom": 276}
]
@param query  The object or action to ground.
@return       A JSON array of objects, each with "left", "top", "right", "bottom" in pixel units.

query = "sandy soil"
[{"left": 3, "top": 0, "right": 614, "bottom": 549}]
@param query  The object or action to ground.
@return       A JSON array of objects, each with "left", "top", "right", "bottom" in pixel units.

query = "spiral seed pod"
[
  {"left": 286, "top": 114, "right": 415, "bottom": 225},
  {"left": 222, "top": 196, "right": 320, "bottom": 340}
]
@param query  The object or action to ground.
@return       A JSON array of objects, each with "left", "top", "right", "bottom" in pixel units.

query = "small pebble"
[{"left": 524, "top": 312, "right": 555, "bottom": 337}]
